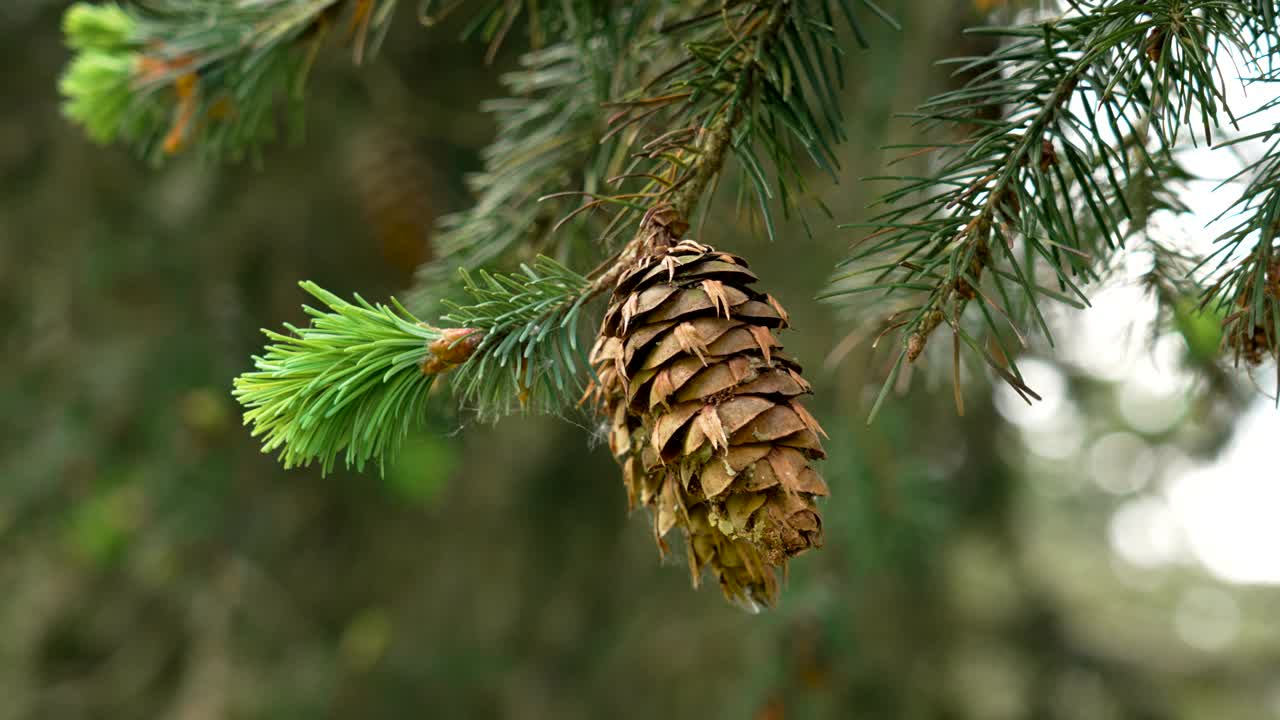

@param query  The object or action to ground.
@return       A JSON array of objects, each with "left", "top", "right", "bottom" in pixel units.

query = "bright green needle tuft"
[{"left": 233, "top": 282, "right": 442, "bottom": 475}]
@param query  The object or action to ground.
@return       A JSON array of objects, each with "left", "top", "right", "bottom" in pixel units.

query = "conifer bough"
[
  {"left": 829, "top": 0, "right": 1280, "bottom": 418},
  {"left": 230, "top": 282, "right": 481, "bottom": 475},
  {"left": 230, "top": 0, "right": 867, "bottom": 606},
  {"left": 61, "top": 0, "right": 1280, "bottom": 606}
]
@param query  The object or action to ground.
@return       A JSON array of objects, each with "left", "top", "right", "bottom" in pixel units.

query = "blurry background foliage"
[{"left": 3, "top": 0, "right": 1280, "bottom": 719}]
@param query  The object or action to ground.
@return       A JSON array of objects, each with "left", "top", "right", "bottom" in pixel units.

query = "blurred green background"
[{"left": 3, "top": 1, "right": 1279, "bottom": 718}]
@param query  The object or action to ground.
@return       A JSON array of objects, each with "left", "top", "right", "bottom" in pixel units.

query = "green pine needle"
[
  {"left": 235, "top": 258, "right": 595, "bottom": 473},
  {"left": 444, "top": 256, "right": 593, "bottom": 421},
  {"left": 233, "top": 282, "right": 441, "bottom": 475},
  {"left": 600, "top": 1, "right": 894, "bottom": 243}
]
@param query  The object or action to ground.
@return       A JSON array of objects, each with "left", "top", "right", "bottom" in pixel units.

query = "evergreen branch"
[
  {"left": 406, "top": 28, "right": 625, "bottom": 316},
  {"left": 412, "top": 0, "right": 895, "bottom": 319},
  {"left": 229, "top": 4, "right": 668, "bottom": 468},
  {"left": 597, "top": 0, "right": 897, "bottom": 244},
  {"left": 1204, "top": 99, "right": 1280, "bottom": 368},
  {"left": 443, "top": 256, "right": 593, "bottom": 420},
  {"left": 60, "top": 0, "right": 400, "bottom": 160},
  {"left": 234, "top": 258, "right": 592, "bottom": 473},
  {"left": 233, "top": 282, "right": 480, "bottom": 474},
  {"left": 824, "top": 1, "right": 1262, "bottom": 418},
  {"left": 404, "top": 3, "right": 702, "bottom": 316},
  {"left": 581, "top": 2, "right": 809, "bottom": 291}
]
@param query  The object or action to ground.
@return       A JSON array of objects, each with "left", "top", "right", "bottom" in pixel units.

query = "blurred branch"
[
  {"left": 60, "top": 0, "right": 405, "bottom": 160},
  {"left": 406, "top": 21, "right": 632, "bottom": 316}
]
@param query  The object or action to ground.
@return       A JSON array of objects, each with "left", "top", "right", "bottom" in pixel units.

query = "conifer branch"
[
  {"left": 1205, "top": 104, "right": 1280, "bottom": 368},
  {"left": 592, "top": 0, "right": 897, "bottom": 245},
  {"left": 825, "top": 1, "right": 1267, "bottom": 419},
  {"left": 227, "top": 5, "right": 655, "bottom": 470},
  {"left": 443, "top": 257, "right": 593, "bottom": 420},
  {"left": 234, "top": 257, "right": 590, "bottom": 471},
  {"left": 60, "top": 0, "right": 401, "bottom": 160},
  {"left": 417, "top": 0, "right": 898, "bottom": 394},
  {"left": 172, "top": 1, "right": 897, "bottom": 473},
  {"left": 585, "top": 1, "right": 803, "bottom": 293},
  {"left": 232, "top": 282, "right": 473, "bottom": 474}
]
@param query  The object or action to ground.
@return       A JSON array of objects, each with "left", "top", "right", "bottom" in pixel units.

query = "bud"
[
  {"left": 64, "top": 3, "right": 135, "bottom": 53},
  {"left": 421, "top": 328, "right": 483, "bottom": 375}
]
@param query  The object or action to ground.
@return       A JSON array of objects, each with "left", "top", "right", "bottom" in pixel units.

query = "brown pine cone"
[{"left": 588, "top": 228, "right": 828, "bottom": 609}]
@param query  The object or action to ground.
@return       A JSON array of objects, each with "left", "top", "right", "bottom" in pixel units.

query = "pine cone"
[{"left": 588, "top": 222, "right": 828, "bottom": 609}]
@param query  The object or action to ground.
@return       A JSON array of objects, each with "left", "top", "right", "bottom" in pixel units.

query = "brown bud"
[
  {"left": 907, "top": 332, "right": 927, "bottom": 362},
  {"left": 1039, "top": 139, "right": 1058, "bottom": 171},
  {"left": 420, "top": 328, "right": 483, "bottom": 375},
  {"left": 430, "top": 328, "right": 482, "bottom": 364},
  {"left": 1146, "top": 27, "right": 1165, "bottom": 63}
]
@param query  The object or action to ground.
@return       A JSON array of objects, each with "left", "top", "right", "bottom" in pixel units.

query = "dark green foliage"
[
  {"left": 826, "top": 0, "right": 1279, "bottom": 417},
  {"left": 406, "top": 17, "right": 635, "bottom": 315},
  {"left": 597, "top": 1, "right": 897, "bottom": 243},
  {"left": 444, "top": 257, "right": 593, "bottom": 420}
]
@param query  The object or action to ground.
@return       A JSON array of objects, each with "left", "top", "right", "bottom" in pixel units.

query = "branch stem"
[
  {"left": 906, "top": 60, "right": 1086, "bottom": 362},
  {"left": 589, "top": 1, "right": 791, "bottom": 297}
]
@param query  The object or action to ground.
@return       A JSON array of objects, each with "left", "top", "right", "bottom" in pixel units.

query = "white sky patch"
[
  {"left": 1165, "top": 400, "right": 1280, "bottom": 585},
  {"left": 1109, "top": 495, "right": 1185, "bottom": 568}
]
